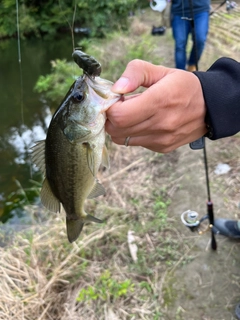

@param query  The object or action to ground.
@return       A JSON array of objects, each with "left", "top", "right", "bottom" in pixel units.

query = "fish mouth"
[
  {"left": 85, "top": 75, "right": 121, "bottom": 110},
  {"left": 85, "top": 75, "right": 109, "bottom": 99}
]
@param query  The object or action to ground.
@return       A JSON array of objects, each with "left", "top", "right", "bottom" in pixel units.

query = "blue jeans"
[{"left": 172, "top": 12, "right": 209, "bottom": 69}]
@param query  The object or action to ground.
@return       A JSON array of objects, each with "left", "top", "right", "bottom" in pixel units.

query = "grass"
[
  {"left": 0, "top": 146, "right": 187, "bottom": 320},
  {"left": 2, "top": 5, "right": 240, "bottom": 320}
]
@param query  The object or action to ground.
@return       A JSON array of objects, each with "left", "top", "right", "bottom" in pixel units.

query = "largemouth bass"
[{"left": 32, "top": 50, "right": 121, "bottom": 243}]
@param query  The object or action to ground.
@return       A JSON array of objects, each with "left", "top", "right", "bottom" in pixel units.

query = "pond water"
[{"left": 0, "top": 34, "right": 82, "bottom": 222}]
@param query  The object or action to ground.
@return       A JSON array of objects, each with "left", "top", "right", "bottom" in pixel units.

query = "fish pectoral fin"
[
  {"left": 87, "top": 180, "right": 106, "bottom": 199},
  {"left": 40, "top": 178, "right": 61, "bottom": 213},
  {"left": 64, "top": 122, "right": 91, "bottom": 142},
  {"left": 86, "top": 144, "right": 96, "bottom": 176},
  {"left": 66, "top": 218, "right": 84, "bottom": 243},
  {"left": 31, "top": 140, "right": 46, "bottom": 174},
  {"left": 101, "top": 144, "right": 110, "bottom": 169}
]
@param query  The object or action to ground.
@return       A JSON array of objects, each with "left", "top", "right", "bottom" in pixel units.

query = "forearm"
[{"left": 194, "top": 57, "right": 240, "bottom": 140}]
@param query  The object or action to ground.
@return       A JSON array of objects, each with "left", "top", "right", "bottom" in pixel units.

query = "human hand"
[{"left": 106, "top": 59, "right": 207, "bottom": 153}]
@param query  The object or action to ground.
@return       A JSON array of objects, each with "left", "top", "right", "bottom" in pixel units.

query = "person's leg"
[
  {"left": 172, "top": 15, "right": 190, "bottom": 69},
  {"left": 188, "top": 11, "right": 209, "bottom": 68}
]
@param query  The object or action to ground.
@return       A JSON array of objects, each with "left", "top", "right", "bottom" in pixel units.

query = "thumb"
[{"left": 111, "top": 59, "right": 169, "bottom": 94}]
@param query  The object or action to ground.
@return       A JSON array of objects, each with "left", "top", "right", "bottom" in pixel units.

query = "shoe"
[
  {"left": 213, "top": 218, "right": 240, "bottom": 239},
  {"left": 151, "top": 26, "right": 166, "bottom": 36},
  {"left": 187, "top": 65, "right": 197, "bottom": 72},
  {"left": 236, "top": 302, "right": 240, "bottom": 320}
]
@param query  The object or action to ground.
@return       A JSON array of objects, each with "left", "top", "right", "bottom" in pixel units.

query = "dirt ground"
[
  {"left": 140, "top": 4, "right": 240, "bottom": 320},
  {"left": 165, "top": 141, "right": 240, "bottom": 320}
]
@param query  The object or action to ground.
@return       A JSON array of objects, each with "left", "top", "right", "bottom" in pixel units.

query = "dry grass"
[
  {"left": 0, "top": 145, "right": 192, "bottom": 320},
  {"left": 2, "top": 5, "right": 240, "bottom": 320}
]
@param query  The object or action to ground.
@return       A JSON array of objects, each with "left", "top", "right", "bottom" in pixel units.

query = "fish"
[{"left": 31, "top": 50, "right": 121, "bottom": 243}]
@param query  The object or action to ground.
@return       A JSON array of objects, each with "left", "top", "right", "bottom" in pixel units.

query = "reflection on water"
[{"left": 0, "top": 35, "right": 80, "bottom": 221}]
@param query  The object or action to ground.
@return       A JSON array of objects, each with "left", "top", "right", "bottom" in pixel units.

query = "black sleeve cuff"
[{"left": 194, "top": 57, "right": 240, "bottom": 140}]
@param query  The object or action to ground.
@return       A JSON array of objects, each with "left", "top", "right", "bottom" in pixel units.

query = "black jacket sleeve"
[{"left": 194, "top": 57, "right": 240, "bottom": 140}]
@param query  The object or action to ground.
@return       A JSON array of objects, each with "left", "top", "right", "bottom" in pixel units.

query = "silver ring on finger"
[{"left": 124, "top": 136, "right": 131, "bottom": 147}]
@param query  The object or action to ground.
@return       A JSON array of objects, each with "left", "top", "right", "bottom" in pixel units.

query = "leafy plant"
[
  {"left": 34, "top": 59, "right": 77, "bottom": 102},
  {"left": 76, "top": 270, "right": 134, "bottom": 302}
]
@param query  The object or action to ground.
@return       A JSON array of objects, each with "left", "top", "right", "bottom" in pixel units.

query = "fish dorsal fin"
[
  {"left": 102, "top": 144, "right": 110, "bottom": 169},
  {"left": 31, "top": 140, "right": 46, "bottom": 174},
  {"left": 87, "top": 180, "right": 106, "bottom": 199},
  {"left": 66, "top": 218, "right": 84, "bottom": 243},
  {"left": 40, "top": 178, "right": 61, "bottom": 213}
]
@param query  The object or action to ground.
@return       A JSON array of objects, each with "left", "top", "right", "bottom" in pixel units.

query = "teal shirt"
[{"left": 171, "top": 0, "right": 210, "bottom": 16}]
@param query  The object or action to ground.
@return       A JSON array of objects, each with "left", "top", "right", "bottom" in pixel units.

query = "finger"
[
  {"left": 105, "top": 114, "right": 153, "bottom": 138},
  {"left": 111, "top": 59, "right": 172, "bottom": 94},
  {"left": 110, "top": 125, "right": 207, "bottom": 153},
  {"left": 111, "top": 134, "right": 178, "bottom": 153},
  {"left": 106, "top": 85, "right": 164, "bottom": 128}
]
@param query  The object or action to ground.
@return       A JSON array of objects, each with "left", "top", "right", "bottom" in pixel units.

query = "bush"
[{"left": 0, "top": 0, "right": 140, "bottom": 39}]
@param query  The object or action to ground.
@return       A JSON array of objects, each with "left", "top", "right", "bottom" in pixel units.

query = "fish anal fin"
[
  {"left": 31, "top": 140, "right": 46, "bottom": 174},
  {"left": 87, "top": 181, "right": 106, "bottom": 199},
  {"left": 66, "top": 219, "right": 84, "bottom": 243},
  {"left": 86, "top": 214, "right": 103, "bottom": 224},
  {"left": 40, "top": 178, "right": 61, "bottom": 213},
  {"left": 102, "top": 145, "right": 110, "bottom": 169}
]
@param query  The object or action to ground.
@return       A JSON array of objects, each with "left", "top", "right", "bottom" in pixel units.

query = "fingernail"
[{"left": 112, "top": 77, "right": 129, "bottom": 93}]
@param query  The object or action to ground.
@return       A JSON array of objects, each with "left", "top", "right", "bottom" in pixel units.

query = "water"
[{"left": 0, "top": 35, "right": 80, "bottom": 221}]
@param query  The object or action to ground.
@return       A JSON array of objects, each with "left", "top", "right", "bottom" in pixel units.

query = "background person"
[{"left": 171, "top": 0, "right": 210, "bottom": 71}]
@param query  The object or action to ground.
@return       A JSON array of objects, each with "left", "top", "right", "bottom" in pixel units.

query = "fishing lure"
[{"left": 72, "top": 49, "right": 102, "bottom": 78}]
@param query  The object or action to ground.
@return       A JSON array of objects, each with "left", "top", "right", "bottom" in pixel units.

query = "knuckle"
[
  {"left": 153, "top": 134, "right": 176, "bottom": 152},
  {"left": 162, "top": 116, "right": 179, "bottom": 133},
  {"left": 127, "top": 59, "right": 146, "bottom": 72},
  {"left": 127, "top": 59, "right": 142, "bottom": 67}
]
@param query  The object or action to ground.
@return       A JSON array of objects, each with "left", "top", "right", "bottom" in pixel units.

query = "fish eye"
[{"left": 72, "top": 92, "right": 84, "bottom": 103}]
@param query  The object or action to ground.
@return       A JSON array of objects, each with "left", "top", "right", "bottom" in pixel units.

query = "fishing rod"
[
  {"left": 209, "top": 0, "right": 227, "bottom": 15},
  {"left": 180, "top": 0, "right": 217, "bottom": 250}
]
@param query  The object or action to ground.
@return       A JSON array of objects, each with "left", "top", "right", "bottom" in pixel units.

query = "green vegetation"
[
  {"left": 76, "top": 270, "right": 134, "bottom": 302},
  {"left": 34, "top": 59, "right": 77, "bottom": 102},
  {"left": 0, "top": 0, "right": 148, "bottom": 39}
]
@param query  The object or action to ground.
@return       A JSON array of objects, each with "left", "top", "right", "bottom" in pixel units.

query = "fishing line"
[
  {"left": 58, "top": 0, "right": 77, "bottom": 52},
  {"left": 16, "top": 0, "right": 24, "bottom": 125},
  {"left": 71, "top": 1, "right": 77, "bottom": 52},
  {"left": 58, "top": 0, "right": 78, "bottom": 78}
]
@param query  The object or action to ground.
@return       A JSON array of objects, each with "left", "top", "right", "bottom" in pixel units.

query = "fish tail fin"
[
  {"left": 66, "top": 219, "right": 84, "bottom": 243},
  {"left": 66, "top": 215, "right": 103, "bottom": 243}
]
